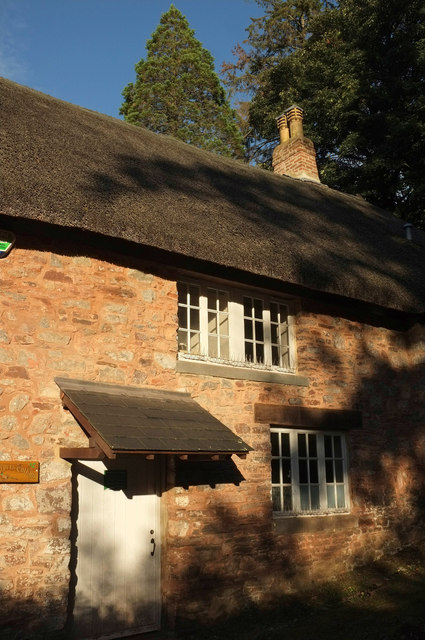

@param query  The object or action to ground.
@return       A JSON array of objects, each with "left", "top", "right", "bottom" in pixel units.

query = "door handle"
[{"left": 150, "top": 537, "right": 156, "bottom": 556}]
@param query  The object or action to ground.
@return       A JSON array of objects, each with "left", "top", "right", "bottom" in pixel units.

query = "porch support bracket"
[
  {"left": 60, "top": 444, "right": 106, "bottom": 460},
  {"left": 59, "top": 392, "right": 117, "bottom": 459}
]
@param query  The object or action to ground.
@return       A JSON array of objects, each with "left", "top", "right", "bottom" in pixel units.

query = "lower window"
[{"left": 271, "top": 428, "right": 349, "bottom": 514}]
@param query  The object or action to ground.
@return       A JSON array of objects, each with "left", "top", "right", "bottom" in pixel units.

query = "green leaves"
[
  {"left": 120, "top": 5, "right": 244, "bottom": 159},
  {"left": 225, "top": 0, "right": 425, "bottom": 224}
]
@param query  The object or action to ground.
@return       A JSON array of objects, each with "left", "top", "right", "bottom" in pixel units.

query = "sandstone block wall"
[{"left": 1, "top": 238, "right": 425, "bottom": 635}]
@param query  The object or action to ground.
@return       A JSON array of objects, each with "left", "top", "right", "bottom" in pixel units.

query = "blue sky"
[{"left": 0, "top": 0, "right": 262, "bottom": 118}]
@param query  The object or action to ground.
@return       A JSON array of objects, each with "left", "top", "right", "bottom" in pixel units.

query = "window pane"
[
  {"left": 326, "top": 460, "right": 334, "bottom": 483},
  {"left": 243, "top": 297, "right": 251, "bottom": 316},
  {"left": 337, "top": 485, "right": 345, "bottom": 508},
  {"left": 255, "top": 320, "right": 264, "bottom": 342},
  {"left": 189, "top": 285, "right": 199, "bottom": 305},
  {"left": 219, "top": 313, "right": 228, "bottom": 335},
  {"left": 265, "top": 303, "right": 289, "bottom": 371},
  {"left": 335, "top": 460, "right": 344, "bottom": 483},
  {"left": 272, "top": 487, "right": 281, "bottom": 511},
  {"left": 300, "top": 486, "right": 309, "bottom": 511},
  {"left": 178, "top": 306, "right": 187, "bottom": 329},
  {"left": 190, "top": 332, "right": 200, "bottom": 354},
  {"left": 218, "top": 291, "right": 227, "bottom": 312},
  {"left": 324, "top": 435, "right": 333, "bottom": 458},
  {"left": 279, "top": 304, "right": 288, "bottom": 322},
  {"left": 308, "top": 434, "right": 317, "bottom": 457},
  {"left": 271, "top": 432, "right": 279, "bottom": 456},
  {"left": 310, "top": 485, "right": 320, "bottom": 510},
  {"left": 208, "top": 335, "right": 218, "bottom": 358},
  {"left": 255, "top": 343, "right": 264, "bottom": 363},
  {"left": 283, "top": 486, "right": 293, "bottom": 512},
  {"left": 254, "top": 298, "right": 263, "bottom": 319},
  {"left": 208, "top": 312, "right": 217, "bottom": 334},
  {"left": 207, "top": 289, "right": 216, "bottom": 310},
  {"left": 281, "top": 433, "right": 290, "bottom": 457},
  {"left": 244, "top": 318, "right": 253, "bottom": 340},
  {"left": 334, "top": 436, "right": 342, "bottom": 458},
  {"left": 190, "top": 308, "right": 199, "bottom": 331},
  {"left": 271, "top": 430, "right": 293, "bottom": 513},
  {"left": 271, "top": 459, "right": 280, "bottom": 484},
  {"left": 327, "top": 485, "right": 336, "bottom": 508},
  {"left": 309, "top": 459, "right": 318, "bottom": 484},
  {"left": 220, "top": 336, "right": 229, "bottom": 359},
  {"left": 178, "top": 329, "right": 187, "bottom": 352},
  {"left": 282, "top": 459, "right": 291, "bottom": 483},
  {"left": 299, "top": 459, "right": 308, "bottom": 484},
  {"left": 177, "top": 282, "right": 187, "bottom": 299},
  {"left": 298, "top": 434, "right": 307, "bottom": 458},
  {"left": 245, "top": 342, "right": 253, "bottom": 362}
]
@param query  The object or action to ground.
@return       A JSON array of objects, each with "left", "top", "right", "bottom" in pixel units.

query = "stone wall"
[
  {"left": 1, "top": 239, "right": 425, "bottom": 635},
  {"left": 0, "top": 242, "right": 177, "bottom": 636},
  {"left": 164, "top": 305, "right": 425, "bottom": 626}
]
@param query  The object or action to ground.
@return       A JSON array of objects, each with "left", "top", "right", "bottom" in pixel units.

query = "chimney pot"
[
  {"left": 276, "top": 114, "right": 290, "bottom": 144},
  {"left": 285, "top": 105, "right": 304, "bottom": 138}
]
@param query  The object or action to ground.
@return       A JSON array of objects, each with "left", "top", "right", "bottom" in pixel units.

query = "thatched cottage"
[{"left": 1, "top": 77, "right": 425, "bottom": 639}]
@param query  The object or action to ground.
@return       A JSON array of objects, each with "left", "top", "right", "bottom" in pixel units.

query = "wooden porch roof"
[{"left": 55, "top": 377, "right": 252, "bottom": 460}]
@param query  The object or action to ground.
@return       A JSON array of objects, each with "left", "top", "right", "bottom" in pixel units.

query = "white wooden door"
[{"left": 72, "top": 457, "right": 161, "bottom": 639}]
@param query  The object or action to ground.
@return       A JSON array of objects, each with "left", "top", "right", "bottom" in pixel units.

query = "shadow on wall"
[
  {"left": 0, "top": 593, "right": 68, "bottom": 640},
  {"left": 166, "top": 330, "right": 425, "bottom": 633}
]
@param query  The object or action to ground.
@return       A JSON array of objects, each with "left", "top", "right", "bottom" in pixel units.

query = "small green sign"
[{"left": 0, "top": 231, "right": 15, "bottom": 258}]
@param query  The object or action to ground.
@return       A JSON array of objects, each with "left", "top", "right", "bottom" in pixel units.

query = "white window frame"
[
  {"left": 177, "top": 280, "right": 296, "bottom": 373},
  {"left": 271, "top": 428, "right": 350, "bottom": 515}
]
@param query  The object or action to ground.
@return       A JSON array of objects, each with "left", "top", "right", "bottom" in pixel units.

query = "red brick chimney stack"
[{"left": 272, "top": 106, "right": 320, "bottom": 183}]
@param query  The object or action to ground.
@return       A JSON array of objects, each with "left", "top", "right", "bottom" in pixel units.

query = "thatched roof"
[{"left": 1, "top": 77, "right": 425, "bottom": 314}]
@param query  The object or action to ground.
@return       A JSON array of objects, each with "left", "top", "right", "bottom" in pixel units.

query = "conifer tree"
[{"left": 120, "top": 5, "right": 244, "bottom": 159}]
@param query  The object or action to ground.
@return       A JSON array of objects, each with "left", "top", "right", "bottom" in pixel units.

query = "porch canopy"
[{"left": 56, "top": 377, "right": 251, "bottom": 461}]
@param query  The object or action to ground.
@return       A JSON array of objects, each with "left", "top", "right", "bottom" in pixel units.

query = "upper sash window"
[{"left": 177, "top": 281, "right": 295, "bottom": 372}]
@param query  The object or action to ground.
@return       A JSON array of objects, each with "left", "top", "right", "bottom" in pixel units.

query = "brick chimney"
[{"left": 272, "top": 105, "right": 320, "bottom": 183}]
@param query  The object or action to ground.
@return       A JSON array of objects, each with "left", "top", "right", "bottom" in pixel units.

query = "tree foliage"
[
  {"left": 224, "top": 0, "right": 425, "bottom": 225},
  {"left": 222, "top": 0, "right": 329, "bottom": 95},
  {"left": 120, "top": 5, "right": 244, "bottom": 159},
  {"left": 222, "top": 0, "right": 331, "bottom": 157}
]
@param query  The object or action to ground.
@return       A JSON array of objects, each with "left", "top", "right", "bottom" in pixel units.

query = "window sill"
[
  {"left": 176, "top": 358, "right": 309, "bottom": 386},
  {"left": 273, "top": 513, "right": 358, "bottom": 535}
]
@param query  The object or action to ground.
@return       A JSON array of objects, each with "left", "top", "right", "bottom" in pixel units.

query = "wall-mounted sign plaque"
[{"left": 0, "top": 461, "right": 39, "bottom": 483}]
